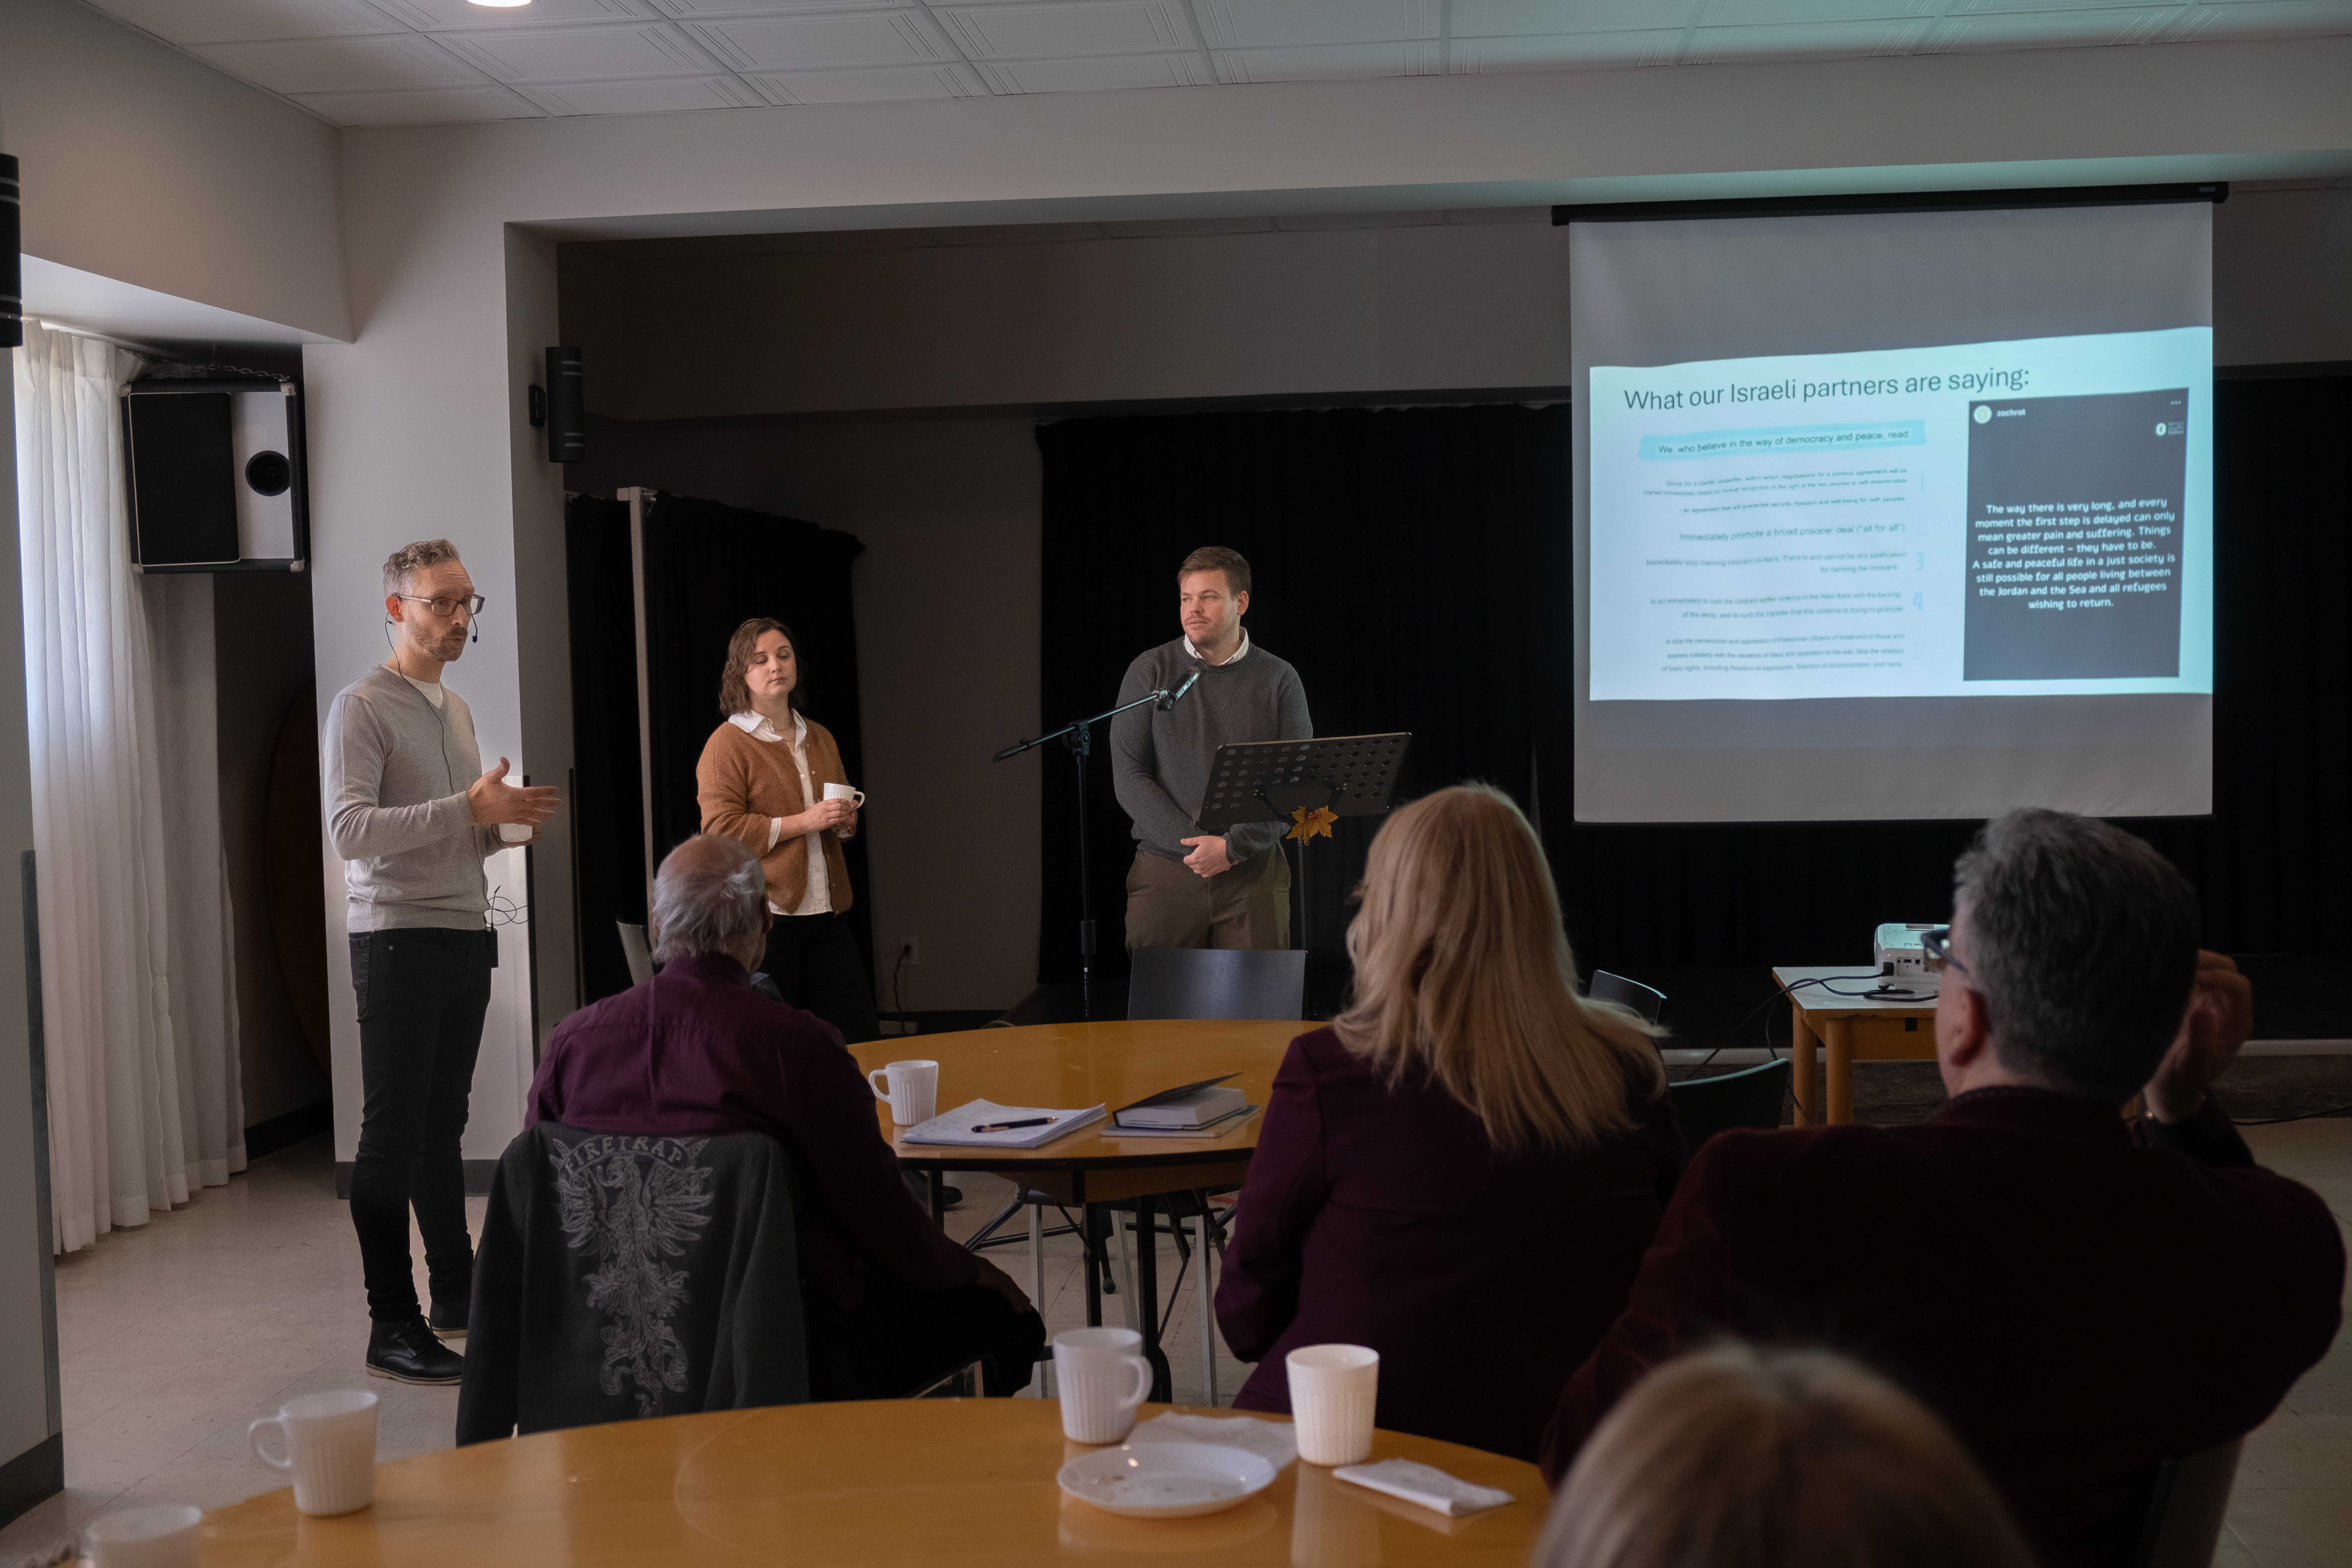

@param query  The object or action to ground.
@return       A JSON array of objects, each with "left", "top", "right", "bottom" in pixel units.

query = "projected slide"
[{"left": 1586, "top": 328, "right": 2211, "bottom": 703}]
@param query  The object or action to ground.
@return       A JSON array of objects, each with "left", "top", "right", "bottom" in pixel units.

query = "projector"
[{"left": 1869, "top": 923, "right": 1944, "bottom": 1000}]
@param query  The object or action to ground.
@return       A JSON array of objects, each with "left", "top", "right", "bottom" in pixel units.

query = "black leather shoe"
[
  {"left": 428, "top": 1299, "right": 468, "bottom": 1340},
  {"left": 367, "top": 1316, "right": 464, "bottom": 1385}
]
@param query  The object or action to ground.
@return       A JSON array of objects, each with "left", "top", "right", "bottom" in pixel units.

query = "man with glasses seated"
[
  {"left": 325, "top": 539, "right": 560, "bottom": 1384},
  {"left": 1539, "top": 808, "right": 2344, "bottom": 1568}
]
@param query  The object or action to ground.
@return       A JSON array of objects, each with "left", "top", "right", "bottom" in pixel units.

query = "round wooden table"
[
  {"left": 202, "top": 1401, "right": 1546, "bottom": 1567},
  {"left": 853, "top": 1020, "right": 1301, "bottom": 1398}
]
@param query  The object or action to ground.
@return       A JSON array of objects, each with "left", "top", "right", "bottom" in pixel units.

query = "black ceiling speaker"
[
  {"left": 2, "top": 154, "right": 21, "bottom": 349},
  {"left": 546, "top": 346, "right": 584, "bottom": 463},
  {"left": 121, "top": 378, "right": 311, "bottom": 572}
]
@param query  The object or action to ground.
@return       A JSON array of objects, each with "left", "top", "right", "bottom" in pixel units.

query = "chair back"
[
  {"left": 1667, "top": 1058, "right": 1790, "bottom": 1148},
  {"left": 2134, "top": 1438, "right": 2243, "bottom": 1568},
  {"left": 1589, "top": 970, "right": 1668, "bottom": 1024},
  {"left": 1128, "top": 946, "right": 1308, "bottom": 1021},
  {"left": 456, "top": 1123, "right": 808, "bottom": 1443},
  {"left": 617, "top": 921, "right": 654, "bottom": 986}
]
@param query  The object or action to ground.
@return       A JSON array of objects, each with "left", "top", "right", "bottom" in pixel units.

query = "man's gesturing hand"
[
  {"left": 2141, "top": 949, "right": 2252, "bottom": 1124},
  {"left": 1181, "top": 835, "right": 1232, "bottom": 879},
  {"left": 467, "top": 757, "right": 560, "bottom": 829}
]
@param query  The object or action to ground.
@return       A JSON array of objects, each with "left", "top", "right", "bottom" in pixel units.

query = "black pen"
[{"left": 972, "top": 1116, "right": 1056, "bottom": 1133}]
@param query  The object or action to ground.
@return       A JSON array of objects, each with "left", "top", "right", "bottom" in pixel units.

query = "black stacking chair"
[
  {"left": 1589, "top": 969, "right": 1668, "bottom": 1024},
  {"left": 1127, "top": 946, "right": 1309, "bottom": 1021},
  {"left": 1667, "top": 1058, "right": 1791, "bottom": 1148},
  {"left": 2132, "top": 1438, "right": 2243, "bottom": 1568}
]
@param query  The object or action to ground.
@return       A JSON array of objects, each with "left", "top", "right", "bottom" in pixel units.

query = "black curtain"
[
  {"left": 564, "top": 494, "right": 645, "bottom": 1002},
  {"left": 1035, "top": 377, "right": 2352, "bottom": 990},
  {"left": 564, "top": 490, "right": 873, "bottom": 1004}
]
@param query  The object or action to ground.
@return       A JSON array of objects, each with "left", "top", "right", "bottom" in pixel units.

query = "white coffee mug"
[
  {"left": 1054, "top": 1327, "right": 1153, "bottom": 1444},
  {"left": 249, "top": 1389, "right": 379, "bottom": 1516},
  {"left": 1286, "top": 1344, "right": 1379, "bottom": 1466},
  {"left": 823, "top": 782, "right": 867, "bottom": 808},
  {"left": 83, "top": 1504, "right": 202, "bottom": 1568},
  {"left": 867, "top": 1058, "right": 939, "bottom": 1125}
]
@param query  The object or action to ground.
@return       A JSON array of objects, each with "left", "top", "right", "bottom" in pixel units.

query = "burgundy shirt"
[
  {"left": 1214, "top": 1026, "right": 1685, "bottom": 1462},
  {"left": 526, "top": 952, "right": 975, "bottom": 1313},
  {"left": 1541, "top": 1087, "right": 2344, "bottom": 1568}
]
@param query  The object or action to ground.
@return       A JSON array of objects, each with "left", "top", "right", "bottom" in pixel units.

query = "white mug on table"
[
  {"left": 248, "top": 1389, "right": 379, "bottom": 1516},
  {"left": 1287, "top": 1344, "right": 1379, "bottom": 1466},
  {"left": 83, "top": 1504, "right": 203, "bottom": 1568},
  {"left": 868, "top": 1058, "right": 938, "bottom": 1125},
  {"left": 1054, "top": 1326, "right": 1153, "bottom": 1444}
]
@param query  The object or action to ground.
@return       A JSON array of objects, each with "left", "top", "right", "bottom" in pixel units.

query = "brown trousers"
[{"left": 1123, "top": 845, "right": 1291, "bottom": 951}]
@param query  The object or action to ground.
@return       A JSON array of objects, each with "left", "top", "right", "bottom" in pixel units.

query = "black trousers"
[
  {"left": 828, "top": 1280, "right": 1045, "bottom": 1399},
  {"left": 349, "top": 927, "right": 493, "bottom": 1321},
  {"left": 760, "top": 913, "right": 879, "bottom": 1044}
]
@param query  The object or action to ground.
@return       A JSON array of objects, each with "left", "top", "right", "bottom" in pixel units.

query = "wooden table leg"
[
  {"left": 1791, "top": 1002, "right": 1816, "bottom": 1127},
  {"left": 1825, "top": 1015, "right": 1853, "bottom": 1126},
  {"left": 1132, "top": 1194, "right": 1172, "bottom": 1404}
]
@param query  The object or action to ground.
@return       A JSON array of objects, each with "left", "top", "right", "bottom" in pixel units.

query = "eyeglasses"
[
  {"left": 395, "top": 593, "right": 487, "bottom": 620},
  {"left": 1920, "top": 926, "right": 1966, "bottom": 975}
]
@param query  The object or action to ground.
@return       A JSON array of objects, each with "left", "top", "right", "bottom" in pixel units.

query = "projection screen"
[{"left": 1571, "top": 200, "right": 2213, "bottom": 823}]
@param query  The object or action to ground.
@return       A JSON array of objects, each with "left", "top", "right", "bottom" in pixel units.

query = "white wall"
[
  {"left": 2213, "top": 185, "right": 2352, "bottom": 366},
  {"left": 570, "top": 420, "right": 1043, "bottom": 1013},
  {"left": 304, "top": 35, "right": 2352, "bottom": 1156},
  {"left": 0, "top": 0, "right": 348, "bottom": 340}
]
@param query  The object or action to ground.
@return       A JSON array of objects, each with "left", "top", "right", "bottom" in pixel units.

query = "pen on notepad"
[{"left": 971, "top": 1116, "right": 1056, "bottom": 1133}]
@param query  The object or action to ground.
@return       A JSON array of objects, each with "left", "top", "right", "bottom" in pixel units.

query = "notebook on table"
[
  {"left": 899, "top": 1099, "right": 1106, "bottom": 1149},
  {"left": 1109, "top": 1074, "right": 1259, "bottom": 1137}
]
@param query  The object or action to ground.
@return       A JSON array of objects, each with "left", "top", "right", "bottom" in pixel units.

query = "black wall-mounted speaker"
[
  {"left": 546, "top": 346, "right": 584, "bottom": 463},
  {"left": 121, "top": 378, "right": 311, "bottom": 573},
  {"left": 3, "top": 154, "right": 21, "bottom": 350}
]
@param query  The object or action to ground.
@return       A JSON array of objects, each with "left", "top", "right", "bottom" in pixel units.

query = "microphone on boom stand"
[{"left": 1158, "top": 671, "right": 1200, "bottom": 711}]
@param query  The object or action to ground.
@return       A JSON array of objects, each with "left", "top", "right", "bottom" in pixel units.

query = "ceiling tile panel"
[
  {"left": 193, "top": 34, "right": 483, "bottom": 92},
  {"left": 744, "top": 61, "right": 990, "bottom": 97},
  {"left": 84, "top": 0, "right": 403, "bottom": 44},
  {"left": 1695, "top": 0, "right": 1933, "bottom": 22},
  {"left": 974, "top": 51, "right": 1212, "bottom": 88},
  {"left": 1212, "top": 39, "right": 1436, "bottom": 77},
  {"left": 688, "top": 11, "right": 954, "bottom": 67},
  {"left": 2165, "top": 0, "right": 2352, "bottom": 31},
  {"left": 1923, "top": 8, "right": 2177, "bottom": 46},
  {"left": 1450, "top": 0, "right": 1697, "bottom": 36},
  {"left": 435, "top": 22, "right": 717, "bottom": 79},
  {"left": 371, "top": 0, "right": 655, "bottom": 26},
  {"left": 289, "top": 84, "right": 542, "bottom": 122},
  {"left": 1948, "top": 0, "right": 2178, "bottom": 10},
  {"left": 1193, "top": 0, "right": 1438, "bottom": 48},
  {"left": 934, "top": 0, "right": 1194, "bottom": 57},
  {"left": 647, "top": 0, "right": 897, "bottom": 14},
  {"left": 1687, "top": 17, "right": 1934, "bottom": 57},
  {"left": 516, "top": 74, "right": 763, "bottom": 112},
  {"left": 1452, "top": 27, "right": 1681, "bottom": 65}
]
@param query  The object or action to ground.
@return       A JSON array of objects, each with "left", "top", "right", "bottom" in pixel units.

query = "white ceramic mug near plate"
[{"left": 1057, "top": 1440, "right": 1277, "bottom": 1519}]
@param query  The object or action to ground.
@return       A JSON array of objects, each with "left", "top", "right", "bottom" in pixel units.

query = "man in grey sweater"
[
  {"left": 1112, "top": 546, "right": 1313, "bottom": 950},
  {"left": 323, "top": 539, "right": 557, "bottom": 1384}
]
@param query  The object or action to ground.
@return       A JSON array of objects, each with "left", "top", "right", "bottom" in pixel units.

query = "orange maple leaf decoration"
[{"left": 1288, "top": 806, "right": 1337, "bottom": 842}]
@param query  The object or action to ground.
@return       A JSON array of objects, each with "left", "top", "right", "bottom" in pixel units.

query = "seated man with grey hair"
[
  {"left": 527, "top": 834, "right": 1043, "bottom": 1397},
  {"left": 1539, "top": 808, "right": 2343, "bottom": 1568}
]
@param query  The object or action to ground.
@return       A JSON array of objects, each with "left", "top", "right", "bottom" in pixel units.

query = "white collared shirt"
[
  {"left": 727, "top": 709, "right": 831, "bottom": 917},
  {"left": 1182, "top": 629, "right": 1251, "bottom": 666}
]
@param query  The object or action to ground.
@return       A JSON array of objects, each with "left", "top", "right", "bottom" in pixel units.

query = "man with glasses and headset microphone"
[{"left": 324, "top": 539, "right": 560, "bottom": 1384}]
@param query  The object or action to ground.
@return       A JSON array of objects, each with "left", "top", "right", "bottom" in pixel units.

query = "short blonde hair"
[
  {"left": 382, "top": 539, "right": 463, "bottom": 598},
  {"left": 1332, "top": 784, "right": 1663, "bottom": 1158},
  {"left": 1537, "top": 1344, "right": 2036, "bottom": 1568}
]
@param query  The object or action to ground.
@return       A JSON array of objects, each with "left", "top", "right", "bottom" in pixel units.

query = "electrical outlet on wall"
[{"left": 899, "top": 937, "right": 921, "bottom": 966}]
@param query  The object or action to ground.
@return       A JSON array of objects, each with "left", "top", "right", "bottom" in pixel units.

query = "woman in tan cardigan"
[{"left": 696, "top": 617, "right": 878, "bottom": 1044}]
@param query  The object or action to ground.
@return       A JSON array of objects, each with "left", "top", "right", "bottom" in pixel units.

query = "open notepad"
[{"left": 899, "top": 1099, "right": 1107, "bottom": 1150}]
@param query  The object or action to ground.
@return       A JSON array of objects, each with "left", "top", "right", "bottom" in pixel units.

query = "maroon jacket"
[
  {"left": 1541, "top": 1087, "right": 2344, "bottom": 1568},
  {"left": 1215, "top": 1026, "right": 1685, "bottom": 1462},
  {"left": 526, "top": 952, "right": 975, "bottom": 1315}
]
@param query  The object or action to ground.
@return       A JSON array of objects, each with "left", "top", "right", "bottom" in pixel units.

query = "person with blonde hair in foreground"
[
  {"left": 1214, "top": 784, "right": 1682, "bottom": 1462},
  {"left": 1536, "top": 1343, "right": 2036, "bottom": 1568}
]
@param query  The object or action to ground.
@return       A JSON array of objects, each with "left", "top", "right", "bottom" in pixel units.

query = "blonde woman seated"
[
  {"left": 1212, "top": 784, "right": 1682, "bottom": 1462},
  {"left": 1535, "top": 1343, "right": 2035, "bottom": 1568}
]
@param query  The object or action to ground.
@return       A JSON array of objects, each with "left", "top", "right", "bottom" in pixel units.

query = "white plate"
[{"left": 1057, "top": 1440, "right": 1279, "bottom": 1518}]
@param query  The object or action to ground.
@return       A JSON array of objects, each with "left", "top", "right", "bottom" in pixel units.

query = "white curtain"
[{"left": 13, "top": 323, "right": 245, "bottom": 1254}]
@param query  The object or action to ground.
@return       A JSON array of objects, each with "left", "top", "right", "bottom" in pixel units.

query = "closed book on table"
[{"left": 1114, "top": 1075, "right": 1246, "bottom": 1130}]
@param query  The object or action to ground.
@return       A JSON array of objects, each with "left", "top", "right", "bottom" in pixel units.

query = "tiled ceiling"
[{"left": 82, "top": 0, "right": 2352, "bottom": 126}]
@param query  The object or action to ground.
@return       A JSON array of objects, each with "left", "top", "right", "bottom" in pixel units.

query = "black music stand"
[{"left": 1196, "top": 733, "right": 1411, "bottom": 956}]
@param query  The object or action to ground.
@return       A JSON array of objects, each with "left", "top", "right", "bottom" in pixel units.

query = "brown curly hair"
[{"left": 717, "top": 617, "right": 803, "bottom": 718}]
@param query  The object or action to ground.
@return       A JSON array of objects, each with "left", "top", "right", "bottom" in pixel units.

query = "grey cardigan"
[{"left": 322, "top": 663, "right": 503, "bottom": 932}]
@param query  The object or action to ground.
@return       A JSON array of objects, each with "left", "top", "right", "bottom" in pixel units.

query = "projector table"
[{"left": 1772, "top": 966, "right": 1940, "bottom": 1125}]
